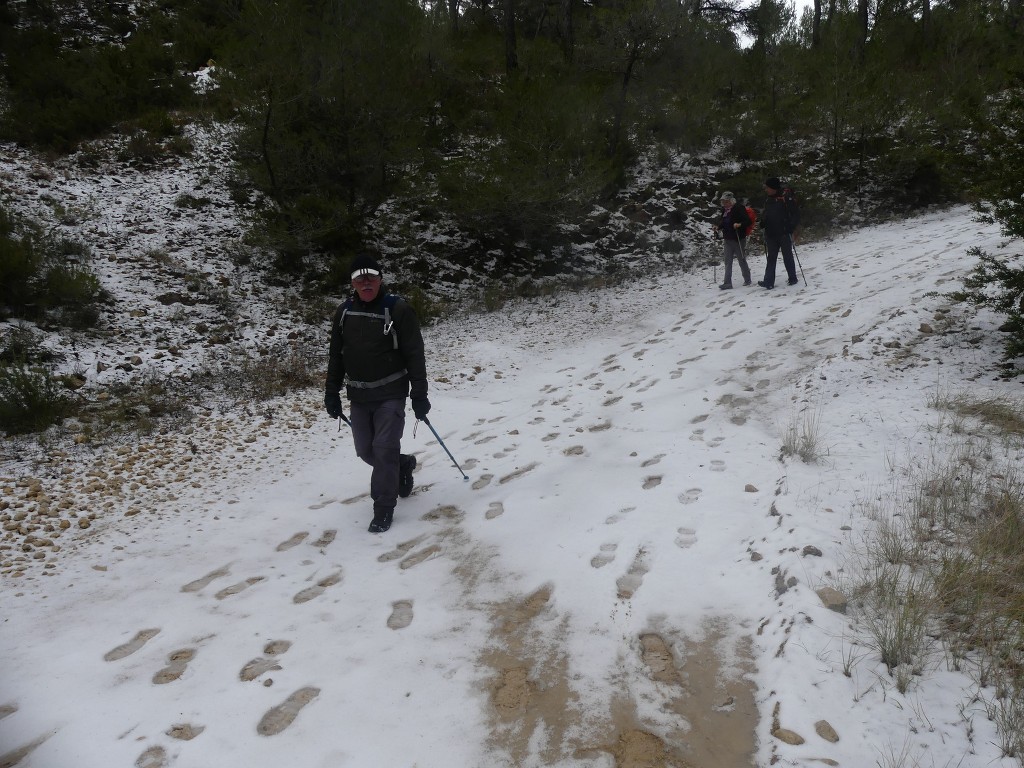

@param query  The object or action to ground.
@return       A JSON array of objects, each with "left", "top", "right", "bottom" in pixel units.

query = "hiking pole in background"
[
  {"left": 791, "top": 235, "right": 807, "bottom": 286},
  {"left": 420, "top": 417, "right": 469, "bottom": 481}
]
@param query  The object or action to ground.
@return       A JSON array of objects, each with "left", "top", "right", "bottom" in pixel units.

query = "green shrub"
[
  {"left": 0, "top": 206, "right": 105, "bottom": 328},
  {"left": 1, "top": 23, "right": 193, "bottom": 151},
  {"left": 0, "top": 363, "right": 73, "bottom": 435}
]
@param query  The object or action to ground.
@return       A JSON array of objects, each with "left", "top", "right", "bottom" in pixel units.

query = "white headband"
[{"left": 351, "top": 268, "right": 381, "bottom": 280}]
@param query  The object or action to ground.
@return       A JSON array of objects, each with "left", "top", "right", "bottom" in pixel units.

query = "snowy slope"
[{"left": 2, "top": 207, "right": 1022, "bottom": 768}]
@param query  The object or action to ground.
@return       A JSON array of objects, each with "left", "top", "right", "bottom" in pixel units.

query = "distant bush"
[
  {"left": 0, "top": 24, "right": 193, "bottom": 151},
  {"left": 0, "top": 207, "right": 107, "bottom": 329},
  {"left": 0, "top": 362, "right": 73, "bottom": 435}
]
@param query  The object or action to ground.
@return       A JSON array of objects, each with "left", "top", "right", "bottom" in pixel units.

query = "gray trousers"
[
  {"left": 350, "top": 399, "right": 406, "bottom": 514},
  {"left": 723, "top": 238, "right": 751, "bottom": 286}
]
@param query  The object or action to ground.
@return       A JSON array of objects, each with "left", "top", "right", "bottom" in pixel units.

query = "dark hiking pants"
[
  {"left": 763, "top": 234, "right": 797, "bottom": 287},
  {"left": 350, "top": 398, "right": 406, "bottom": 515}
]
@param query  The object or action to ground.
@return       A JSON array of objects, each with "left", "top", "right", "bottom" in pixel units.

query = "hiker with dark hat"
[
  {"left": 715, "top": 191, "right": 752, "bottom": 289},
  {"left": 757, "top": 177, "right": 801, "bottom": 289},
  {"left": 324, "top": 251, "right": 430, "bottom": 533}
]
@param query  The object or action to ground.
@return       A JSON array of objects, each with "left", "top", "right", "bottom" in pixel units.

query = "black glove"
[
  {"left": 324, "top": 392, "right": 342, "bottom": 419},
  {"left": 412, "top": 397, "right": 431, "bottom": 421}
]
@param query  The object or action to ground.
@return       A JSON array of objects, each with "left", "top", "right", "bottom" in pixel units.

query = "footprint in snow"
[
  {"left": 679, "top": 488, "right": 702, "bottom": 504},
  {"left": 293, "top": 571, "right": 343, "bottom": 604},
  {"left": 675, "top": 528, "right": 698, "bottom": 548},
  {"left": 641, "top": 454, "right": 664, "bottom": 467},
  {"left": 472, "top": 474, "right": 493, "bottom": 490},
  {"left": 542, "top": 432, "right": 559, "bottom": 442},
  {"left": 499, "top": 463, "right": 538, "bottom": 484},
  {"left": 691, "top": 414, "right": 709, "bottom": 424},
  {"left": 257, "top": 686, "right": 320, "bottom": 736},
  {"left": 616, "top": 550, "right": 650, "bottom": 599},
  {"left": 563, "top": 445, "right": 585, "bottom": 456},
  {"left": 486, "top": 502, "right": 504, "bottom": 520},
  {"left": 591, "top": 543, "right": 618, "bottom": 568},
  {"left": 311, "top": 529, "right": 337, "bottom": 549},
  {"left": 135, "top": 745, "right": 167, "bottom": 768},
  {"left": 690, "top": 429, "right": 704, "bottom": 442},
  {"left": 387, "top": 600, "right": 414, "bottom": 630},
  {"left": 240, "top": 640, "right": 292, "bottom": 682},
  {"left": 166, "top": 723, "right": 204, "bottom": 741},
  {"left": 181, "top": 565, "right": 229, "bottom": 593},
  {"left": 642, "top": 475, "right": 662, "bottom": 490},
  {"left": 400, "top": 544, "right": 441, "bottom": 570},
  {"left": 153, "top": 648, "right": 196, "bottom": 684},
  {"left": 710, "top": 460, "right": 726, "bottom": 472},
  {"left": 104, "top": 628, "right": 161, "bottom": 662},
  {"left": 605, "top": 506, "right": 635, "bottom": 524},
  {"left": 276, "top": 532, "right": 308, "bottom": 551},
  {"left": 215, "top": 576, "right": 265, "bottom": 600},
  {"left": 307, "top": 497, "right": 337, "bottom": 510},
  {"left": 378, "top": 535, "right": 428, "bottom": 563}
]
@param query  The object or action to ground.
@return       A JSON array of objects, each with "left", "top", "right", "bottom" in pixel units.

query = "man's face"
[
  {"left": 722, "top": 199, "right": 734, "bottom": 209},
  {"left": 352, "top": 274, "right": 382, "bottom": 302}
]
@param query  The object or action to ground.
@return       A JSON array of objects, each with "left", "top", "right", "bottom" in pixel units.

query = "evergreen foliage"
[
  {"left": 0, "top": 207, "right": 106, "bottom": 330},
  {"left": 951, "top": 88, "right": 1024, "bottom": 373},
  {"left": 1, "top": 0, "right": 1023, "bottom": 365}
]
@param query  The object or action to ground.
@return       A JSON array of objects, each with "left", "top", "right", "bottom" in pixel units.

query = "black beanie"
[
  {"left": 765, "top": 177, "right": 781, "bottom": 191},
  {"left": 350, "top": 252, "right": 382, "bottom": 280}
]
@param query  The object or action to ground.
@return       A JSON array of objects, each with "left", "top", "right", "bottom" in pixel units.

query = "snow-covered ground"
[{"left": 3, "top": 202, "right": 1023, "bottom": 767}]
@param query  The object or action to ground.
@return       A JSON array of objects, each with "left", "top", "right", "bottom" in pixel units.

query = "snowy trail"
[{"left": 2, "top": 208, "right": 1019, "bottom": 768}]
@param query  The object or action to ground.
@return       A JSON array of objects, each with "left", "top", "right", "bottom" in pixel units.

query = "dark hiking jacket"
[
  {"left": 718, "top": 204, "right": 751, "bottom": 242},
  {"left": 762, "top": 189, "right": 800, "bottom": 238},
  {"left": 325, "top": 290, "right": 428, "bottom": 404}
]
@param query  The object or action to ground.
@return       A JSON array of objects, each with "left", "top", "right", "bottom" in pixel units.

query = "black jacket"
[
  {"left": 718, "top": 204, "right": 751, "bottom": 242},
  {"left": 762, "top": 189, "right": 800, "bottom": 238},
  {"left": 325, "top": 290, "right": 428, "bottom": 404}
]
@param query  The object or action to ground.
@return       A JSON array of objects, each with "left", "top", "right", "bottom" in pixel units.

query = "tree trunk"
[
  {"left": 503, "top": 0, "right": 518, "bottom": 74},
  {"left": 858, "top": 0, "right": 868, "bottom": 49},
  {"left": 609, "top": 40, "right": 641, "bottom": 158},
  {"left": 559, "top": 0, "right": 575, "bottom": 61},
  {"left": 448, "top": 0, "right": 459, "bottom": 34},
  {"left": 812, "top": 0, "right": 822, "bottom": 48}
]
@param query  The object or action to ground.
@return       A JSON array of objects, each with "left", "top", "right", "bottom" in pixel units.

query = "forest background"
[{"left": 1, "top": 0, "right": 1024, "bottom": 437}]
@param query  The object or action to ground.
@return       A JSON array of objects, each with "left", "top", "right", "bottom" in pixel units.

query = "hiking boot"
[
  {"left": 719, "top": 283, "right": 732, "bottom": 290},
  {"left": 743, "top": 280, "right": 752, "bottom": 286},
  {"left": 757, "top": 280, "right": 774, "bottom": 289},
  {"left": 398, "top": 454, "right": 417, "bottom": 498},
  {"left": 368, "top": 508, "right": 394, "bottom": 533},
  {"left": 788, "top": 278, "right": 799, "bottom": 286}
]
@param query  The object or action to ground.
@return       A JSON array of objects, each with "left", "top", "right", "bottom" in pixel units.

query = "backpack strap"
[{"left": 339, "top": 295, "right": 400, "bottom": 350}]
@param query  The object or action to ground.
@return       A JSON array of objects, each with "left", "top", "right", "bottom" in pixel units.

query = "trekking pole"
[
  {"left": 337, "top": 412, "right": 351, "bottom": 432},
  {"left": 421, "top": 417, "right": 469, "bottom": 481},
  {"left": 791, "top": 235, "right": 807, "bottom": 286}
]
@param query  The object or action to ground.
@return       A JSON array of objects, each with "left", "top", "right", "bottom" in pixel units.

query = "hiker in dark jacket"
[
  {"left": 716, "top": 191, "right": 752, "bottom": 289},
  {"left": 324, "top": 252, "right": 430, "bottom": 533},
  {"left": 757, "top": 177, "right": 801, "bottom": 289}
]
